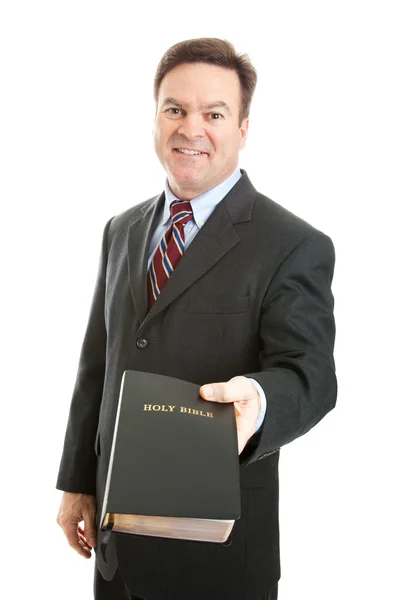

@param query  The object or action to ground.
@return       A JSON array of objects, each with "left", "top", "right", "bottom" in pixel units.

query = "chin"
[{"left": 170, "top": 168, "right": 204, "bottom": 185}]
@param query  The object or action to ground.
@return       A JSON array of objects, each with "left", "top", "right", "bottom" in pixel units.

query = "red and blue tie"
[{"left": 147, "top": 199, "right": 193, "bottom": 308}]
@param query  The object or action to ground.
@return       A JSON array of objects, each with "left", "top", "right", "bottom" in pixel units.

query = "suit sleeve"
[
  {"left": 241, "top": 233, "right": 337, "bottom": 466},
  {"left": 56, "top": 218, "right": 113, "bottom": 494}
]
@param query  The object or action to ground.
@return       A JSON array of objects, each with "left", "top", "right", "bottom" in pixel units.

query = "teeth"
[{"left": 176, "top": 148, "right": 203, "bottom": 155}]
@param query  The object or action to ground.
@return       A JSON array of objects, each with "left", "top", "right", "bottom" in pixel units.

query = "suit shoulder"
[
  {"left": 107, "top": 193, "right": 162, "bottom": 237},
  {"left": 254, "top": 191, "right": 330, "bottom": 242}
]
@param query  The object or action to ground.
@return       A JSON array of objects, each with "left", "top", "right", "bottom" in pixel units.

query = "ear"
[
  {"left": 239, "top": 117, "right": 249, "bottom": 150},
  {"left": 152, "top": 102, "right": 159, "bottom": 128},
  {"left": 152, "top": 109, "right": 158, "bottom": 137}
]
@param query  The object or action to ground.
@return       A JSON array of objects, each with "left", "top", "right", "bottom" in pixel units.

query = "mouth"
[{"left": 173, "top": 148, "right": 208, "bottom": 157}]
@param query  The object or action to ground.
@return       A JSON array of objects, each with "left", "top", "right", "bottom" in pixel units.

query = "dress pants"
[{"left": 94, "top": 567, "right": 278, "bottom": 600}]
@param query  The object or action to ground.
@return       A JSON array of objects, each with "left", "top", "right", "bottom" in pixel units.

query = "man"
[{"left": 56, "top": 38, "right": 336, "bottom": 600}]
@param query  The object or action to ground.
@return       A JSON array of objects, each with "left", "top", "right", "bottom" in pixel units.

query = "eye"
[
  {"left": 166, "top": 108, "right": 182, "bottom": 116},
  {"left": 209, "top": 113, "right": 223, "bottom": 120}
]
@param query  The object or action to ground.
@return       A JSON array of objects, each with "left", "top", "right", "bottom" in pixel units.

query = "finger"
[
  {"left": 64, "top": 525, "right": 91, "bottom": 558},
  {"left": 77, "top": 524, "right": 94, "bottom": 548},
  {"left": 78, "top": 525, "right": 91, "bottom": 543},
  {"left": 200, "top": 377, "right": 256, "bottom": 403},
  {"left": 78, "top": 530, "right": 93, "bottom": 552},
  {"left": 83, "top": 512, "right": 97, "bottom": 548}
]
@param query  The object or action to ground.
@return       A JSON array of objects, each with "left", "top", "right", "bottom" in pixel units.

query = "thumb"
[{"left": 83, "top": 510, "right": 97, "bottom": 548}]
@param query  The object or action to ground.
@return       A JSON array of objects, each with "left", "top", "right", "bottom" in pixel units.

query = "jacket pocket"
[{"left": 187, "top": 295, "right": 249, "bottom": 314}]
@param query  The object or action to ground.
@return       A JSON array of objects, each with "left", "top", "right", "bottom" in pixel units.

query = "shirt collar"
[{"left": 163, "top": 166, "right": 242, "bottom": 228}]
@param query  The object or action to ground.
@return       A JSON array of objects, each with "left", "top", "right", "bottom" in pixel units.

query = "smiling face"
[{"left": 153, "top": 62, "right": 249, "bottom": 200}]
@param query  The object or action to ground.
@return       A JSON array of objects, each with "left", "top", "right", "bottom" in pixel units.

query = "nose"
[{"left": 177, "top": 113, "right": 206, "bottom": 140}]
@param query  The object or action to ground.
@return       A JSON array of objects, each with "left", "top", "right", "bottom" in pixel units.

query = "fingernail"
[{"left": 203, "top": 386, "right": 214, "bottom": 399}]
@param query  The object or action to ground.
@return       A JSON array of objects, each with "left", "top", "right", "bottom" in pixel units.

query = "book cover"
[{"left": 100, "top": 370, "right": 241, "bottom": 528}]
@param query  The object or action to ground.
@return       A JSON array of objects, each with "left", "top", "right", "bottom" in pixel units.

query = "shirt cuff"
[{"left": 247, "top": 378, "right": 267, "bottom": 432}]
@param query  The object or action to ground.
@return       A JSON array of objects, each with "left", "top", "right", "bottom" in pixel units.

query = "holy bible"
[{"left": 100, "top": 370, "right": 241, "bottom": 544}]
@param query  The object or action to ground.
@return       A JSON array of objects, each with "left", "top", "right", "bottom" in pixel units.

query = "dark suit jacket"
[{"left": 57, "top": 170, "right": 337, "bottom": 600}]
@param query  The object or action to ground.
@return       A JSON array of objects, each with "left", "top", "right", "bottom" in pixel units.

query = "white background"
[{"left": 1, "top": 1, "right": 399, "bottom": 599}]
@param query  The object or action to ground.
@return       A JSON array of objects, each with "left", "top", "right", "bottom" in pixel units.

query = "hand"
[
  {"left": 200, "top": 376, "right": 261, "bottom": 454},
  {"left": 56, "top": 492, "right": 97, "bottom": 559}
]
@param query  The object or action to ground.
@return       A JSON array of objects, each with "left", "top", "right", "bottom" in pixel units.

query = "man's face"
[{"left": 153, "top": 62, "right": 249, "bottom": 200}]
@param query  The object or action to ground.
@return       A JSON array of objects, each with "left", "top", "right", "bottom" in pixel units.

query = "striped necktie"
[{"left": 147, "top": 199, "right": 194, "bottom": 308}]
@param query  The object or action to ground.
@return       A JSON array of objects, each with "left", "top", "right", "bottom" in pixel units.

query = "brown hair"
[{"left": 153, "top": 38, "right": 257, "bottom": 126}]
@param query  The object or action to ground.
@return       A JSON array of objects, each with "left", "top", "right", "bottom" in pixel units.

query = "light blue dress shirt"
[{"left": 148, "top": 166, "right": 267, "bottom": 432}]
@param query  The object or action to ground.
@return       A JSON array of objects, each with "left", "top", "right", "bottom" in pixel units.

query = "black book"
[{"left": 100, "top": 370, "right": 241, "bottom": 543}]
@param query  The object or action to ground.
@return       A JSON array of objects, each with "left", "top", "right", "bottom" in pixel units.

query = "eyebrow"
[{"left": 160, "top": 97, "right": 232, "bottom": 116}]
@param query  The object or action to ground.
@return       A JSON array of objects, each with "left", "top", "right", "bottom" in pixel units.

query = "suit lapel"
[
  {"left": 128, "top": 170, "right": 257, "bottom": 326},
  {"left": 127, "top": 192, "right": 165, "bottom": 325}
]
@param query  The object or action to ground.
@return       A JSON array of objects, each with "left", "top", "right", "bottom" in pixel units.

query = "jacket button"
[{"left": 136, "top": 338, "right": 149, "bottom": 349}]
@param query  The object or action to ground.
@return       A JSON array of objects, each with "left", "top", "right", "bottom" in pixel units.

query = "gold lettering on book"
[
  {"left": 143, "top": 404, "right": 176, "bottom": 412},
  {"left": 179, "top": 407, "right": 213, "bottom": 418},
  {"left": 143, "top": 404, "right": 213, "bottom": 417}
]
